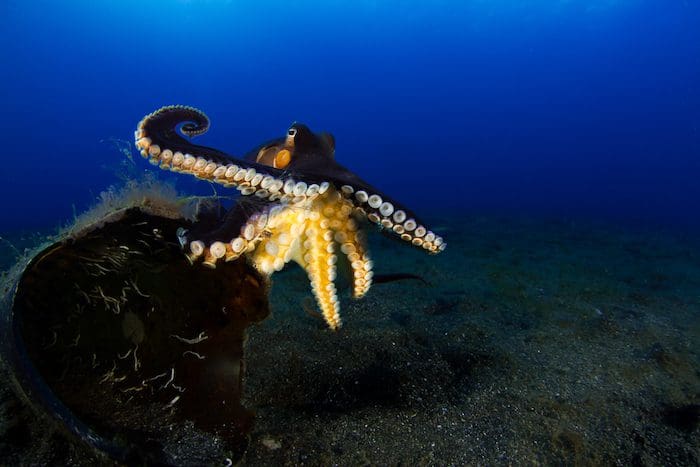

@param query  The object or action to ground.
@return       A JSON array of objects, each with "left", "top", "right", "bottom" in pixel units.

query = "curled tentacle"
[
  {"left": 183, "top": 199, "right": 280, "bottom": 268},
  {"left": 135, "top": 105, "right": 230, "bottom": 165},
  {"left": 134, "top": 106, "right": 332, "bottom": 205}
]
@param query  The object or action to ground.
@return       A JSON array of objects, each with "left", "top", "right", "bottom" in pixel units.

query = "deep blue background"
[{"left": 1, "top": 1, "right": 698, "bottom": 232}]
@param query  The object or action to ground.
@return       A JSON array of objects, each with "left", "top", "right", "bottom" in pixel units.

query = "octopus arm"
[
  {"left": 181, "top": 198, "right": 281, "bottom": 268},
  {"left": 184, "top": 197, "right": 269, "bottom": 243},
  {"left": 134, "top": 106, "right": 331, "bottom": 204},
  {"left": 135, "top": 105, "right": 238, "bottom": 166},
  {"left": 307, "top": 164, "right": 446, "bottom": 255}
]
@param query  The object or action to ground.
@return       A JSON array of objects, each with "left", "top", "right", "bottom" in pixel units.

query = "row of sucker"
[
  {"left": 186, "top": 207, "right": 275, "bottom": 267},
  {"left": 339, "top": 185, "right": 445, "bottom": 254},
  {"left": 299, "top": 219, "right": 342, "bottom": 329},
  {"left": 134, "top": 106, "right": 330, "bottom": 205}
]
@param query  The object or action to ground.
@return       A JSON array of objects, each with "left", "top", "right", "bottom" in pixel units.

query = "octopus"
[{"left": 134, "top": 105, "right": 445, "bottom": 329}]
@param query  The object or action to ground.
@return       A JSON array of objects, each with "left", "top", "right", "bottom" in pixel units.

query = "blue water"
[{"left": 1, "top": 1, "right": 699, "bottom": 232}]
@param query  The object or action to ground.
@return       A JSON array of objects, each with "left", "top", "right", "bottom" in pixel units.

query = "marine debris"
[{"left": 0, "top": 181, "right": 270, "bottom": 464}]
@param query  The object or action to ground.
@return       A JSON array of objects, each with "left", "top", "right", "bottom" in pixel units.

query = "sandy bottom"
[{"left": 1, "top": 216, "right": 699, "bottom": 465}]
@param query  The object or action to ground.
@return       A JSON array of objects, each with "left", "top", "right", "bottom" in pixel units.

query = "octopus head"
[{"left": 253, "top": 123, "right": 336, "bottom": 170}]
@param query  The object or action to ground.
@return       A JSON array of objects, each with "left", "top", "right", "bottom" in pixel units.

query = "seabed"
[{"left": 1, "top": 215, "right": 698, "bottom": 465}]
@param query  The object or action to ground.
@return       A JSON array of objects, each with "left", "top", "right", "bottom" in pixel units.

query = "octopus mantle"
[{"left": 134, "top": 106, "right": 445, "bottom": 329}]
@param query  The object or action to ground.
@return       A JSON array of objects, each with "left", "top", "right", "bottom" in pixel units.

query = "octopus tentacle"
[
  {"left": 135, "top": 105, "right": 232, "bottom": 165},
  {"left": 183, "top": 197, "right": 270, "bottom": 247},
  {"left": 335, "top": 178, "right": 445, "bottom": 254},
  {"left": 187, "top": 201, "right": 278, "bottom": 268},
  {"left": 248, "top": 203, "right": 309, "bottom": 275},
  {"left": 134, "top": 105, "right": 331, "bottom": 204},
  {"left": 314, "top": 174, "right": 442, "bottom": 254},
  {"left": 282, "top": 158, "right": 445, "bottom": 254},
  {"left": 340, "top": 226, "right": 373, "bottom": 299},
  {"left": 297, "top": 217, "right": 342, "bottom": 329}
]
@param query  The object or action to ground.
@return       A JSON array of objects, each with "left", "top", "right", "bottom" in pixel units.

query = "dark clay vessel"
[{"left": 0, "top": 205, "right": 270, "bottom": 464}]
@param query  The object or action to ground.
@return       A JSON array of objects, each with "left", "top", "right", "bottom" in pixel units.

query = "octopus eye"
[{"left": 274, "top": 149, "right": 292, "bottom": 169}]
